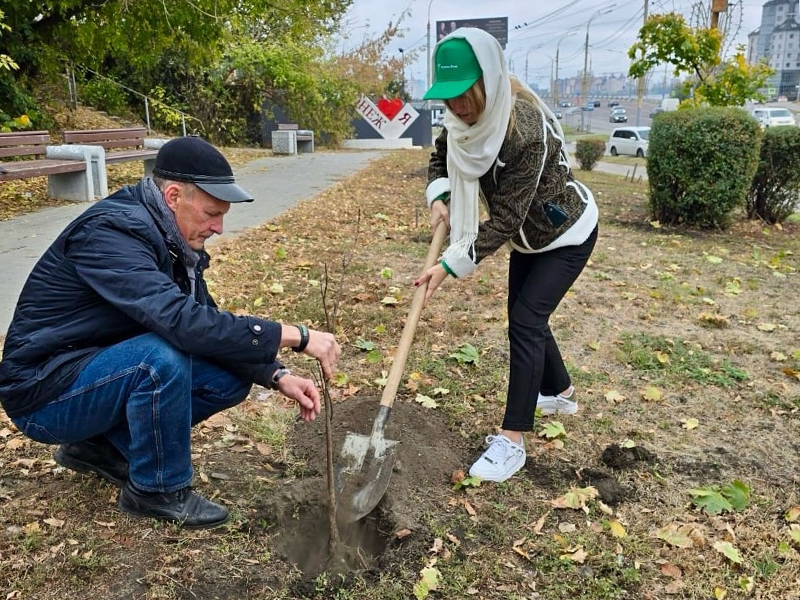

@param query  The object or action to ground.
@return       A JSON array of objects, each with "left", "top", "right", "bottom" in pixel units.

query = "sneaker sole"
[
  {"left": 539, "top": 407, "right": 579, "bottom": 416},
  {"left": 54, "top": 448, "right": 127, "bottom": 487}
]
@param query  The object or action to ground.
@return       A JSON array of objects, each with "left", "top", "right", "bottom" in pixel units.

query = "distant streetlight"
[
  {"left": 554, "top": 30, "right": 578, "bottom": 107},
  {"left": 399, "top": 48, "right": 406, "bottom": 97},
  {"left": 581, "top": 5, "right": 616, "bottom": 132},
  {"left": 426, "top": 0, "right": 435, "bottom": 109}
]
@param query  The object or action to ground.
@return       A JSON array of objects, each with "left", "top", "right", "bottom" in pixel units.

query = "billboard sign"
[{"left": 435, "top": 17, "right": 509, "bottom": 48}]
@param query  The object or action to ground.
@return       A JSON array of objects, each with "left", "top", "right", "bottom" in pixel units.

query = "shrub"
[
  {"left": 80, "top": 75, "right": 130, "bottom": 116},
  {"left": 575, "top": 138, "right": 606, "bottom": 171},
  {"left": 746, "top": 126, "right": 800, "bottom": 224},
  {"left": 647, "top": 107, "right": 762, "bottom": 229}
]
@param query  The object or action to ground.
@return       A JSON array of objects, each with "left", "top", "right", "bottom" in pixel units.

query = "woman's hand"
[
  {"left": 414, "top": 263, "right": 448, "bottom": 305},
  {"left": 430, "top": 199, "right": 450, "bottom": 233},
  {"left": 277, "top": 374, "right": 321, "bottom": 422}
]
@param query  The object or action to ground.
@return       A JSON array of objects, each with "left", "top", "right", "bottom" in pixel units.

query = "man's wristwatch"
[{"left": 271, "top": 367, "right": 291, "bottom": 389}]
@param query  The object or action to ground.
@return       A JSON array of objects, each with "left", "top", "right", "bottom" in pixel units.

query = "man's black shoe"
[
  {"left": 54, "top": 436, "right": 129, "bottom": 487},
  {"left": 118, "top": 482, "right": 230, "bottom": 529}
]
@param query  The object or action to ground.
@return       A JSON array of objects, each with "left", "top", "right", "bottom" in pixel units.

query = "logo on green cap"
[{"left": 423, "top": 38, "right": 483, "bottom": 100}]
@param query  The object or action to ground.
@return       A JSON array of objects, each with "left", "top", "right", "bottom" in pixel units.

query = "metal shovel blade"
[
  {"left": 333, "top": 225, "right": 447, "bottom": 524},
  {"left": 335, "top": 408, "right": 398, "bottom": 523}
]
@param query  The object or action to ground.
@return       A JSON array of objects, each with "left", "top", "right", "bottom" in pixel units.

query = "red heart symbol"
[{"left": 377, "top": 97, "right": 403, "bottom": 120}]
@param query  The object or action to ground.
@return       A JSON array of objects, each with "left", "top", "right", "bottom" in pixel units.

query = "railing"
[{"left": 66, "top": 66, "right": 204, "bottom": 137}]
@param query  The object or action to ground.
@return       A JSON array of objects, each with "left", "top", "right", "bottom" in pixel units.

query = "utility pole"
[
  {"left": 635, "top": 0, "right": 649, "bottom": 126},
  {"left": 554, "top": 48, "right": 560, "bottom": 107}
]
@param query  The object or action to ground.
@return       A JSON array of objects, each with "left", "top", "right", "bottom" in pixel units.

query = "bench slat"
[
  {"left": 0, "top": 145, "right": 48, "bottom": 158},
  {"left": 104, "top": 149, "right": 158, "bottom": 163},
  {"left": 70, "top": 138, "right": 145, "bottom": 150},
  {"left": 63, "top": 128, "right": 147, "bottom": 144},
  {"left": 277, "top": 123, "right": 299, "bottom": 130},
  {"left": 0, "top": 159, "right": 86, "bottom": 181},
  {"left": 0, "top": 131, "right": 51, "bottom": 148}
]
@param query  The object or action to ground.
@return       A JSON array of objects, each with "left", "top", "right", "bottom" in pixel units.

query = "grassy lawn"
[{"left": 1, "top": 149, "right": 799, "bottom": 599}]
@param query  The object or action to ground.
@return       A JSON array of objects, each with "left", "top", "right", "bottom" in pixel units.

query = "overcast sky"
[{"left": 338, "top": 0, "right": 767, "bottom": 92}]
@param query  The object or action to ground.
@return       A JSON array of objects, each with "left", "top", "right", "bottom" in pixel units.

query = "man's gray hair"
[{"left": 152, "top": 176, "right": 197, "bottom": 198}]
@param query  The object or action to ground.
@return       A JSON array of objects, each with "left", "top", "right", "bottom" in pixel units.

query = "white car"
[
  {"left": 608, "top": 126, "right": 650, "bottom": 158},
  {"left": 751, "top": 108, "right": 796, "bottom": 128}
]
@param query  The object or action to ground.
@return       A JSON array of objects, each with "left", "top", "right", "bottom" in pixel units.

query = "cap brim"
[
  {"left": 423, "top": 77, "right": 478, "bottom": 100},
  {"left": 195, "top": 181, "right": 254, "bottom": 203}
]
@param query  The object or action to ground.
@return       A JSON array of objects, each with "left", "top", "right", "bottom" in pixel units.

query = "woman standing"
[{"left": 415, "top": 28, "right": 598, "bottom": 483}]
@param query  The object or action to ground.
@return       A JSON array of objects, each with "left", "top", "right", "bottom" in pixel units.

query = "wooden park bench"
[
  {"left": 275, "top": 123, "right": 314, "bottom": 153},
  {"left": 63, "top": 127, "right": 163, "bottom": 176},
  {"left": 0, "top": 130, "right": 102, "bottom": 201}
]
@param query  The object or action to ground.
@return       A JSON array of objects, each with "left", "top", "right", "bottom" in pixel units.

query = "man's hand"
[
  {"left": 303, "top": 330, "right": 340, "bottom": 380},
  {"left": 277, "top": 374, "right": 321, "bottom": 421},
  {"left": 414, "top": 263, "right": 449, "bottom": 305},
  {"left": 430, "top": 199, "right": 450, "bottom": 233}
]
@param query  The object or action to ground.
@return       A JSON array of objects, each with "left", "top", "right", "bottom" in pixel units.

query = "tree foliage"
[
  {"left": 0, "top": 0, "right": 415, "bottom": 144},
  {"left": 628, "top": 13, "right": 772, "bottom": 107}
]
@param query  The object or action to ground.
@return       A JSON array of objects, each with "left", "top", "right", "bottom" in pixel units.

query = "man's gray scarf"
[{"left": 143, "top": 177, "right": 200, "bottom": 273}]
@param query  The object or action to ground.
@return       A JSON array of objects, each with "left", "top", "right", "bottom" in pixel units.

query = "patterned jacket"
[{"left": 427, "top": 94, "right": 598, "bottom": 271}]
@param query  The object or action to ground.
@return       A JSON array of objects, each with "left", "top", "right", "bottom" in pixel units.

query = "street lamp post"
[
  {"left": 399, "top": 48, "right": 406, "bottom": 97},
  {"left": 581, "top": 6, "right": 615, "bottom": 132},
  {"left": 554, "top": 30, "right": 578, "bottom": 108},
  {"left": 426, "top": 0, "right": 435, "bottom": 110}
]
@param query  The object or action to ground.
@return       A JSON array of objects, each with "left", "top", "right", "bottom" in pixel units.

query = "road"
[{"left": 557, "top": 98, "right": 800, "bottom": 137}]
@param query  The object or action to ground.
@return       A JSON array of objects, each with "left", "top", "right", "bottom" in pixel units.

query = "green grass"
[{"left": 617, "top": 331, "right": 749, "bottom": 387}]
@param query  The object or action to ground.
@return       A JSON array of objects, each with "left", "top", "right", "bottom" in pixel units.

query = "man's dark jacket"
[{"left": 0, "top": 180, "right": 283, "bottom": 418}]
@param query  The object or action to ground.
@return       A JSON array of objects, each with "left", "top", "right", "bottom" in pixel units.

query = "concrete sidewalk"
[{"left": 0, "top": 150, "right": 383, "bottom": 335}]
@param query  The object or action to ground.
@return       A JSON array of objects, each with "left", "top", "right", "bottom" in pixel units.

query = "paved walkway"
[{"left": 0, "top": 150, "right": 383, "bottom": 335}]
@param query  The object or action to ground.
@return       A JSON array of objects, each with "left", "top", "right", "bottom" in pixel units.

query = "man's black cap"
[{"left": 152, "top": 136, "right": 253, "bottom": 203}]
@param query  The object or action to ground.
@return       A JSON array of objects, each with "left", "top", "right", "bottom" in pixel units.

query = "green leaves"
[
  {"left": 412, "top": 566, "right": 441, "bottom": 599},
  {"left": 449, "top": 343, "right": 479, "bottom": 365},
  {"left": 688, "top": 480, "right": 750, "bottom": 515},
  {"left": 355, "top": 338, "right": 375, "bottom": 351}
]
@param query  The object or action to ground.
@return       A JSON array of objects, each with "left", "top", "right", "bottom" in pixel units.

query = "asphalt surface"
[{"left": 0, "top": 150, "right": 383, "bottom": 336}]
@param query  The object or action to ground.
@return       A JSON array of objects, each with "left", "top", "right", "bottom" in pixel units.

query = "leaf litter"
[{"left": 0, "top": 147, "right": 799, "bottom": 598}]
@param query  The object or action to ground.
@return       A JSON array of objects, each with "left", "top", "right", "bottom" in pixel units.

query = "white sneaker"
[
  {"left": 537, "top": 389, "right": 578, "bottom": 415},
  {"left": 468, "top": 434, "right": 526, "bottom": 482}
]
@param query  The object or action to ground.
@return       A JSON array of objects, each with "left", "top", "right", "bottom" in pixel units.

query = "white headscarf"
[
  {"left": 439, "top": 28, "right": 512, "bottom": 275},
  {"left": 436, "top": 28, "right": 567, "bottom": 277}
]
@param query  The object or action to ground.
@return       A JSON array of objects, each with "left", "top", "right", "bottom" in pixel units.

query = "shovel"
[{"left": 336, "top": 222, "right": 447, "bottom": 523}]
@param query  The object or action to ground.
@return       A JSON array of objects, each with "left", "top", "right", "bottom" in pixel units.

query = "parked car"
[
  {"left": 660, "top": 98, "right": 680, "bottom": 112},
  {"left": 584, "top": 101, "right": 594, "bottom": 111},
  {"left": 555, "top": 110, "right": 563, "bottom": 119},
  {"left": 751, "top": 107, "right": 796, "bottom": 128},
  {"left": 608, "top": 126, "right": 650, "bottom": 158},
  {"left": 608, "top": 100, "right": 619, "bottom": 107},
  {"left": 649, "top": 107, "right": 664, "bottom": 118},
  {"left": 609, "top": 107, "right": 628, "bottom": 123},
  {"left": 593, "top": 100, "right": 601, "bottom": 107}
]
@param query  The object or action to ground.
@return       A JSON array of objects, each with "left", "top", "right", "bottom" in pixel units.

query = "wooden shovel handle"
[{"left": 379, "top": 222, "right": 448, "bottom": 409}]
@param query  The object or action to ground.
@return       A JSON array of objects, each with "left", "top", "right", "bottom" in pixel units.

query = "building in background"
[{"left": 748, "top": 0, "right": 800, "bottom": 99}]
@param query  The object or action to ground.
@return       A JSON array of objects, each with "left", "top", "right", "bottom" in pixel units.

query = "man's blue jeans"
[{"left": 11, "top": 333, "right": 251, "bottom": 493}]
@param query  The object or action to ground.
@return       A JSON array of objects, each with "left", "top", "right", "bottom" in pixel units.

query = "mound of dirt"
[{"left": 249, "top": 395, "right": 472, "bottom": 575}]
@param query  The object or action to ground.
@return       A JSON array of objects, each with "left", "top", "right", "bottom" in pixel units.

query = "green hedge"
[
  {"left": 575, "top": 138, "right": 606, "bottom": 171},
  {"left": 647, "top": 107, "right": 762, "bottom": 229},
  {"left": 746, "top": 126, "right": 800, "bottom": 224}
]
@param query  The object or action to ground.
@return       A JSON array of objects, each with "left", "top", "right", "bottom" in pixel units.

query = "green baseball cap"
[{"left": 423, "top": 37, "right": 483, "bottom": 100}]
